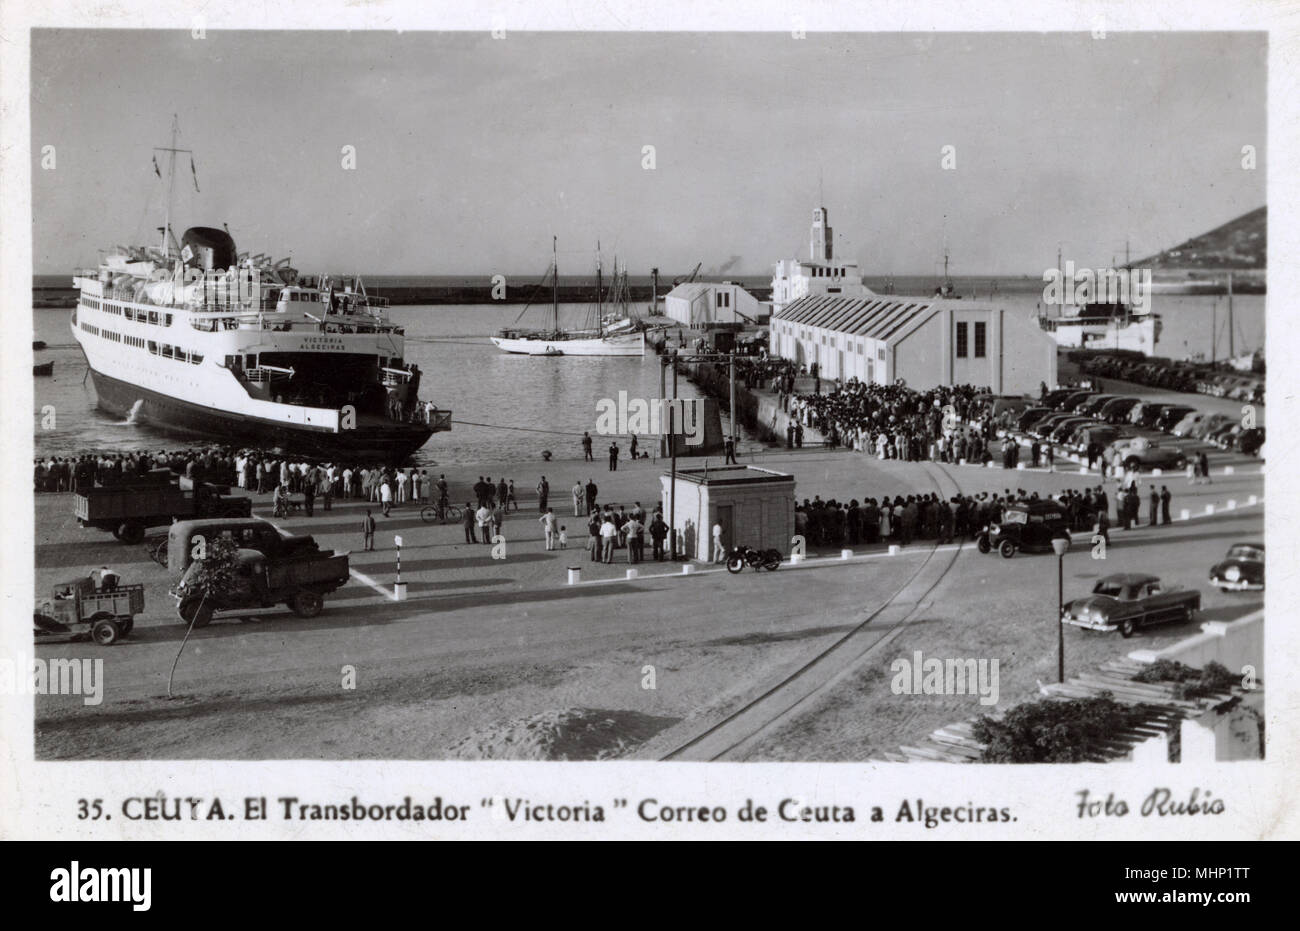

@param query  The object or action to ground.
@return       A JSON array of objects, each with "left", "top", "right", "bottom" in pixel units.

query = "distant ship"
[
  {"left": 70, "top": 121, "right": 450, "bottom": 460},
  {"left": 1037, "top": 300, "right": 1161, "bottom": 354},
  {"left": 491, "top": 238, "right": 645, "bottom": 356}
]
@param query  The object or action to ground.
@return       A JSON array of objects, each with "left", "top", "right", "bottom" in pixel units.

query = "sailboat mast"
[
  {"left": 596, "top": 242, "right": 603, "bottom": 337},
  {"left": 552, "top": 235, "right": 559, "bottom": 333}
]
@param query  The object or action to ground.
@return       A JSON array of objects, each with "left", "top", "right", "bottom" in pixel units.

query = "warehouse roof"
[{"left": 774, "top": 294, "right": 941, "bottom": 341}]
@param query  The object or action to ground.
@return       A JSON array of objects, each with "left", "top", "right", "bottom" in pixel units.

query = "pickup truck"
[
  {"left": 76, "top": 472, "right": 251, "bottom": 544},
  {"left": 172, "top": 545, "right": 350, "bottom": 627},
  {"left": 1061, "top": 573, "right": 1201, "bottom": 638}
]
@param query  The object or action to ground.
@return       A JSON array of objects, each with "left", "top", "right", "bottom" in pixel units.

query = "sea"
[{"left": 32, "top": 281, "right": 1264, "bottom": 466}]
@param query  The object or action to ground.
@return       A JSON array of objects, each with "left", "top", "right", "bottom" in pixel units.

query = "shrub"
[
  {"left": 1132, "top": 659, "right": 1237, "bottom": 700},
  {"left": 972, "top": 693, "right": 1152, "bottom": 763}
]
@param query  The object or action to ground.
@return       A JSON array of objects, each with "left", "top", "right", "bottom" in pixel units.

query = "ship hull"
[
  {"left": 85, "top": 364, "right": 433, "bottom": 461},
  {"left": 490, "top": 332, "right": 645, "bottom": 356}
]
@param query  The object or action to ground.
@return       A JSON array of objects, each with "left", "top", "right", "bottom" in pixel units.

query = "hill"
[{"left": 1139, "top": 206, "right": 1266, "bottom": 270}]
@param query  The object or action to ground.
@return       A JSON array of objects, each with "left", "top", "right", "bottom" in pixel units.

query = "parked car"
[
  {"left": 1208, "top": 543, "right": 1264, "bottom": 592},
  {"left": 1156, "top": 405, "right": 1197, "bottom": 432},
  {"left": 1030, "top": 413, "right": 1077, "bottom": 438},
  {"left": 1236, "top": 427, "right": 1265, "bottom": 457},
  {"left": 1017, "top": 407, "right": 1054, "bottom": 432},
  {"left": 1041, "top": 388, "right": 1079, "bottom": 408},
  {"left": 1189, "top": 413, "right": 1232, "bottom": 440},
  {"left": 1062, "top": 573, "right": 1201, "bottom": 638},
  {"left": 1105, "top": 441, "right": 1187, "bottom": 473},
  {"left": 1171, "top": 411, "right": 1209, "bottom": 437},
  {"left": 1050, "top": 418, "right": 1101, "bottom": 444},
  {"left": 1076, "top": 424, "right": 1135, "bottom": 453},
  {"left": 1059, "top": 390, "right": 1100, "bottom": 412},
  {"left": 1078, "top": 394, "right": 1120, "bottom": 417},
  {"left": 1099, "top": 397, "right": 1143, "bottom": 424},
  {"left": 977, "top": 499, "right": 1071, "bottom": 558}
]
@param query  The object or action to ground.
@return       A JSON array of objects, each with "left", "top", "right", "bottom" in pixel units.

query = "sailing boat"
[{"left": 490, "top": 239, "right": 645, "bottom": 356}]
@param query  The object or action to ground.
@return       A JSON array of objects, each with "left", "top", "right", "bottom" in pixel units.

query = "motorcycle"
[{"left": 726, "top": 545, "right": 782, "bottom": 574}]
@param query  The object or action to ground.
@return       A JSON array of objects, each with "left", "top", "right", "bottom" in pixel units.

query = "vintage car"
[
  {"left": 172, "top": 544, "right": 350, "bottom": 627},
  {"left": 1062, "top": 573, "right": 1201, "bottom": 638},
  {"left": 1102, "top": 438, "right": 1187, "bottom": 473},
  {"left": 977, "top": 499, "right": 1071, "bottom": 558},
  {"left": 1209, "top": 543, "right": 1264, "bottom": 592},
  {"left": 1156, "top": 405, "right": 1198, "bottom": 432}
]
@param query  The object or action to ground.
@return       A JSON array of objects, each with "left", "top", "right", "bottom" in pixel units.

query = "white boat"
[
  {"left": 68, "top": 120, "right": 450, "bottom": 460},
  {"left": 491, "top": 237, "right": 645, "bottom": 357},
  {"left": 1038, "top": 301, "right": 1162, "bottom": 355},
  {"left": 491, "top": 331, "right": 644, "bottom": 356}
]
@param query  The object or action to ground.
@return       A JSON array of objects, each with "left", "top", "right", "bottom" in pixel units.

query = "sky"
[{"left": 31, "top": 30, "right": 1266, "bottom": 277}]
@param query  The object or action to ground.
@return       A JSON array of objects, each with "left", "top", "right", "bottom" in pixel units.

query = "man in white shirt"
[
  {"left": 342, "top": 467, "right": 353, "bottom": 499},
  {"left": 599, "top": 515, "right": 618, "bottom": 563},
  {"left": 476, "top": 504, "right": 493, "bottom": 544},
  {"left": 396, "top": 469, "right": 408, "bottom": 503},
  {"left": 379, "top": 479, "right": 393, "bottom": 516},
  {"left": 712, "top": 523, "right": 726, "bottom": 563}
]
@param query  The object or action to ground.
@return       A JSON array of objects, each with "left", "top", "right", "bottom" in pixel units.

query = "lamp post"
[{"left": 1051, "top": 535, "right": 1070, "bottom": 682}]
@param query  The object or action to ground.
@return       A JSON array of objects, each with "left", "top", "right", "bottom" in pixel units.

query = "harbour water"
[
  {"left": 33, "top": 302, "right": 708, "bottom": 466},
  {"left": 32, "top": 289, "right": 1263, "bottom": 465}
]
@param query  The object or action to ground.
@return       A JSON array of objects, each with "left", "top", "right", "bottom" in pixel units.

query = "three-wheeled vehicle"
[
  {"left": 34, "top": 577, "right": 144, "bottom": 645},
  {"left": 977, "top": 499, "right": 1072, "bottom": 558}
]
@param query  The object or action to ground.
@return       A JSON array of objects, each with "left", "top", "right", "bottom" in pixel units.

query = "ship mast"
[
  {"left": 153, "top": 114, "right": 192, "bottom": 260},
  {"left": 552, "top": 235, "right": 559, "bottom": 335},
  {"left": 595, "top": 241, "right": 603, "bottom": 337}
]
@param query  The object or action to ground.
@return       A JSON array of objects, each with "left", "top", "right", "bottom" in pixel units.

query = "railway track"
[{"left": 654, "top": 460, "right": 968, "bottom": 762}]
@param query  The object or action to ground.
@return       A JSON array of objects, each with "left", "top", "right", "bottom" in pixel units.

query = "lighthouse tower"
[{"left": 810, "top": 207, "right": 833, "bottom": 262}]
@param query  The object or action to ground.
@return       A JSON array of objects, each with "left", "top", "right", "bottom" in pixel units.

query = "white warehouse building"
[
  {"left": 663, "top": 281, "right": 764, "bottom": 328},
  {"left": 770, "top": 294, "right": 1057, "bottom": 395}
]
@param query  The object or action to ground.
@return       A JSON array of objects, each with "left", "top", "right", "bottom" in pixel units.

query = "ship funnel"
[{"left": 180, "top": 227, "right": 237, "bottom": 271}]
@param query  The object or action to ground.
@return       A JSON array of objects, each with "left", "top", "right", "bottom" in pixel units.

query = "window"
[
  {"left": 955, "top": 322, "right": 968, "bottom": 358},
  {"left": 877, "top": 348, "right": 885, "bottom": 361},
  {"left": 974, "top": 321, "right": 987, "bottom": 358}
]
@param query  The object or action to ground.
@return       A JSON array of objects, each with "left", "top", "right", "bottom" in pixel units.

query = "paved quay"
[{"left": 32, "top": 427, "right": 1264, "bottom": 760}]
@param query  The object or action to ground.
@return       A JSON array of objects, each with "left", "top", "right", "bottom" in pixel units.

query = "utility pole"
[
  {"left": 669, "top": 350, "right": 679, "bottom": 560},
  {"left": 729, "top": 351, "right": 737, "bottom": 449}
]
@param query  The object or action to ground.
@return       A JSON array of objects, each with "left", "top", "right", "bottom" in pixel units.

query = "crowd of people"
[
  {"left": 783, "top": 380, "right": 1000, "bottom": 462},
  {"left": 794, "top": 481, "right": 1179, "bottom": 550}
]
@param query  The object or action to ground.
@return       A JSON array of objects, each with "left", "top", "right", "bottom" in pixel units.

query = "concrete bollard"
[
  {"left": 393, "top": 581, "right": 408, "bottom": 601},
  {"left": 682, "top": 564, "right": 695, "bottom": 574},
  {"left": 1152, "top": 468, "right": 1162, "bottom": 476},
  {"left": 790, "top": 553, "right": 805, "bottom": 565},
  {"left": 567, "top": 567, "right": 581, "bottom": 585},
  {"left": 1016, "top": 462, "right": 1025, "bottom": 470},
  {"left": 1180, "top": 509, "right": 1190, "bottom": 521},
  {"left": 958, "top": 458, "right": 967, "bottom": 466},
  {"left": 626, "top": 568, "right": 639, "bottom": 579},
  {"left": 1205, "top": 504, "right": 1215, "bottom": 515},
  {"left": 1226, "top": 499, "right": 1236, "bottom": 510},
  {"left": 841, "top": 548, "right": 853, "bottom": 559},
  {"left": 1248, "top": 494, "right": 1257, "bottom": 505},
  {"left": 1078, "top": 467, "right": 1088, "bottom": 475},
  {"left": 986, "top": 462, "right": 996, "bottom": 469},
  {"left": 1224, "top": 465, "right": 1235, "bottom": 475},
  {"left": 888, "top": 544, "right": 900, "bottom": 556}
]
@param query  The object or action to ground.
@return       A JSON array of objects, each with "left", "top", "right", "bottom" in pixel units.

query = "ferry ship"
[
  {"left": 71, "top": 226, "right": 450, "bottom": 460},
  {"left": 1037, "top": 300, "right": 1162, "bottom": 355}
]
